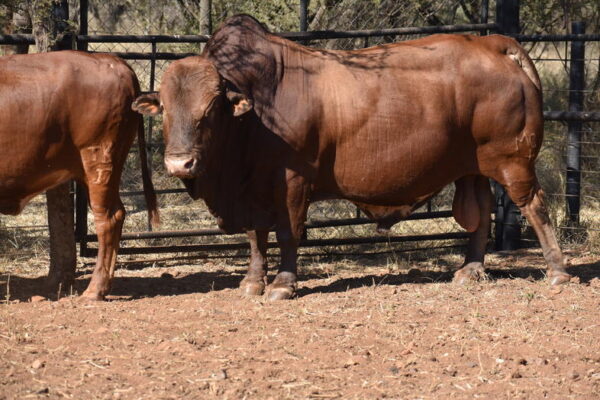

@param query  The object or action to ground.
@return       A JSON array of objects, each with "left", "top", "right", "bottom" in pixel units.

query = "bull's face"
[{"left": 132, "top": 56, "right": 252, "bottom": 179}]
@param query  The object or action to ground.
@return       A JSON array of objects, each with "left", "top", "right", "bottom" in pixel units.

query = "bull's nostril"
[{"left": 183, "top": 159, "right": 195, "bottom": 170}]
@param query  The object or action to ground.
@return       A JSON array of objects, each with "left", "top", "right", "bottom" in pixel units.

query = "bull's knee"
[{"left": 92, "top": 204, "right": 125, "bottom": 232}]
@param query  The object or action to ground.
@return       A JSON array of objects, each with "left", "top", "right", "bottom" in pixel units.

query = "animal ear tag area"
[
  {"left": 226, "top": 89, "right": 253, "bottom": 117},
  {"left": 132, "top": 93, "right": 163, "bottom": 116}
]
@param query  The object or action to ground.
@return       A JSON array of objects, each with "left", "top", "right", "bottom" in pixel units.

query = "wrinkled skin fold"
[{"left": 133, "top": 14, "right": 570, "bottom": 300}]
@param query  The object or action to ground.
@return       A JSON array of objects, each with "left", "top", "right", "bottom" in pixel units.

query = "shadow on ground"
[{"left": 1, "top": 250, "right": 598, "bottom": 302}]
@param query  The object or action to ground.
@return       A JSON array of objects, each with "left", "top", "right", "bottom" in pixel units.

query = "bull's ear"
[
  {"left": 226, "top": 89, "right": 253, "bottom": 117},
  {"left": 132, "top": 93, "right": 162, "bottom": 116}
]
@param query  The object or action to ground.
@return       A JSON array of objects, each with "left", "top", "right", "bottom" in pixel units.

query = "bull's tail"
[
  {"left": 137, "top": 116, "right": 160, "bottom": 228},
  {"left": 506, "top": 41, "right": 542, "bottom": 92}
]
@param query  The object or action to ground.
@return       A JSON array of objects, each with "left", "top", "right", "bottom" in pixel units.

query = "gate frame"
[{"left": 2, "top": 1, "right": 599, "bottom": 257}]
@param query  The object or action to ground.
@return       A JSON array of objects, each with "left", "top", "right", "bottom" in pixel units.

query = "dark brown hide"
[
  {"left": 0, "top": 51, "right": 158, "bottom": 300},
  {"left": 135, "top": 15, "right": 569, "bottom": 300}
]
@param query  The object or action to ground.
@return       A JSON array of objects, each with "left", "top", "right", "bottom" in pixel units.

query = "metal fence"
[{"left": 0, "top": 0, "right": 599, "bottom": 262}]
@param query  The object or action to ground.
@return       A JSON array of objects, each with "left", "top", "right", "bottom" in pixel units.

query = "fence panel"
[{"left": 1, "top": 0, "right": 599, "bottom": 263}]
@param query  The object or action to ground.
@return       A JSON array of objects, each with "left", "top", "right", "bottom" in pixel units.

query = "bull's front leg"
[
  {"left": 239, "top": 229, "right": 269, "bottom": 296},
  {"left": 80, "top": 190, "right": 125, "bottom": 301},
  {"left": 79, "top": 145, "right": 126, "bottom": 301},
  {"left": 265, "top": 169, "right": 310, "bottom": 301}
]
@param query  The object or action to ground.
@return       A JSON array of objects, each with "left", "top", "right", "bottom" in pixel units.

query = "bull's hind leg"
[
  {"left": 518, "top": 185, "right": 571, "bottom": 284},
  {"left": 239, "top": 230, "right": 269, "bottom": 296},
  {"left": 453, "top": 176, "right": 493, "bottom": 284},
  {"left": 494, "top": 164, "right": 570, "bottom": 285},
  {"left": 79, "top": 144, "right": 127, "bottom": 300}
]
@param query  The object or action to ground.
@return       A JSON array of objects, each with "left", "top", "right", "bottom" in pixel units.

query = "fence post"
[
  {"left": 145, "top": 41, "right": 157, "bottom": 231},
  {"left": 300, "top": 0, "right": 308, "bottom": 31},
  {"left": 479, "top": 0, "right": 489, "bottom": 35},
  {"left": 494, "top": 0, "right": 521, "bottom": 251},
  {"left": 565, "top": 21, "right": 586, "bottom": 237},
  {"left": 495, "top": 0, "right": 519, "bottom": 35},
  {"left": 299, "top": 0, "right": 309, "bottom": 44}
]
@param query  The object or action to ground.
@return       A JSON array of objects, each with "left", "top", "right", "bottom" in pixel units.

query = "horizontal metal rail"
[
  {"left": 78, "top": 34, "right": 209, "bottom": 43},
  {"left": 120, "top": 188, "right": 186, "bottom": 197},
  {"left": 83, "top": 210, "right": 455, "bottom": 242},
  {"left": 0, "top": 23, "right": 497, "bottom": 46},
  {"left": 5, "top": 28, "right": 600, "bottom": 48},
  {"left": 280, "top": 23, "right": 497, "bottom": 40},
  {"left": 516, "top": 33, "right": 600, "bottom": 42},
  {"left": 543, "top": 111, "right": 600, "bottom": 122},
  {"left": 82, "top": 231, "right": 470, "bottom": 256},
  {"left": 105, "top": 52, "right": 197, "bottom": 60}
]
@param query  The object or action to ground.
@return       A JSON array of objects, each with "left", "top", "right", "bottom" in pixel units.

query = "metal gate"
[{"left": 2, "top": 0, "right": 599, "bottom": 259}]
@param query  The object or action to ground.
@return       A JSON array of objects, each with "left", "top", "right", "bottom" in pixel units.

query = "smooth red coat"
[
  {"left": 1, "top": 51, "right": 158, "bottom": 300},
  {"left": 134, "top": 15, "right": 570, "bottom": 300}
]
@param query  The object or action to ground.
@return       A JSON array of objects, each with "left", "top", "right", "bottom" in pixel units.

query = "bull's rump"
[
  {"left": 0, "top": 51, "right": 137, "bottom": 213},
  {"left": 304, "top": 34, "right": 541, "bottom": 205}
]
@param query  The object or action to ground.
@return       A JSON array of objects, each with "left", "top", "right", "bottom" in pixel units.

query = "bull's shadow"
[
  {"left": 298, "top": 249, "right": 600, "bottom": 297},
  {"left": 0, "top": 267, "right": 246, "bottom": 302},
  {"left": 2, "top": 249, "right": 597, "bottom": 302}
]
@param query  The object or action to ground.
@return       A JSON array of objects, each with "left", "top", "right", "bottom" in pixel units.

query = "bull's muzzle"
[{"left": 164, "top": 155, "right": 201, "bottom": 178}]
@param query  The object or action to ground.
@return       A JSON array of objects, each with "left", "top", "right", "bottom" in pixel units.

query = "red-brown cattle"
[
  {"left": 133, "top": 15, "right": 570, "bottom": 300},
  {"left": 1, "top": 50, "right": 158, "bottom": 300}
]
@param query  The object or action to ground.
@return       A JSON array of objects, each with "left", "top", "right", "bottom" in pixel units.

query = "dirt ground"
[{"left": 1, "top": 247, "right": 599, "bottom": 400}]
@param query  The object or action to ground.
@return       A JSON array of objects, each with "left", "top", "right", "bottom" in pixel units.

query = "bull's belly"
[
  {"left": 329, "top": 154, "right": 462, "bottom": 205},
  {"left": 0, "top": 194, "right": 37, "bottom": 215},
  {"left": 0, "top": 169, "right": 73, "bottom": 215}
]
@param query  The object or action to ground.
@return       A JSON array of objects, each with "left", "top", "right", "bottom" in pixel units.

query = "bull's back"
[{"left": 309, "top": 34, "right": 542, "bottom": 204}]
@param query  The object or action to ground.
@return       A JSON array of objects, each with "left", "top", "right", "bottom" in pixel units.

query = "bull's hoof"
[
  {"left": 549, "top": 272, "right": 572, "bottom": 286},
  {"left": 239, "top": 279, "right": 266, "bottom": 296},
  {"left": 265, "top": 285, "right": 295, "bottom": 301},
  {"left": 453, "top": 263, "right": 487, "bottom": 285}
]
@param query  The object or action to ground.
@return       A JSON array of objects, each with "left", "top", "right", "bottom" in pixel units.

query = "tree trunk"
[
  {"left": 46, "top": 184, "right": 77, "bottom": 291},
  {"left": 11, "top": 10, "right": 31, "bottom": 55},
  {"left": 199, "top": 0, "right": 211, "bottom": 50},
  {"left": 29, "top": 0, "right": 78, "bottom": 293}
]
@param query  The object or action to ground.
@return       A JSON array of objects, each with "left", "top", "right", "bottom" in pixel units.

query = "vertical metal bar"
[
  {"left": 300, "top": 0, "right": 309, "bottom": 45},
  {"left": 300, "top": 0, "right": 308, "bottom": 32},
  {"left": 75, "top": 184, "right": 89, "bottom": 256},
  {"left": 496, "top": 0, "right": 520, "bottom": 35},
  {"left": 146, "top": 41, "right": 156, "bottom": 231},
  {"left": 566, "top": 21, "right": 585, "bottom": 230},
  {"left": 493, "top": 0, "right": 521, "bottom": 251},
  {"left": 78, "top": 0, "right": 88, "bottom": 51},
  {"left": 75, "top": 0, "right": 89, "bottom": 256},
  {"left": 480, "top": 0, "right": 489, "bottom": 35}
]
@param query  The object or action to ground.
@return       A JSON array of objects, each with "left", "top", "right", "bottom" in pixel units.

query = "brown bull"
[
  {"left": 134, "top": 15, "right": 570, "bottom": 300},
  {"left": 1, "top": 51, "right": 159, "bottom": 300}
]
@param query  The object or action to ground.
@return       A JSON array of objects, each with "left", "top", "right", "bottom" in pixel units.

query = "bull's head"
[{"left": 132, "top": 56, "right": 252, "bottom": 179}]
